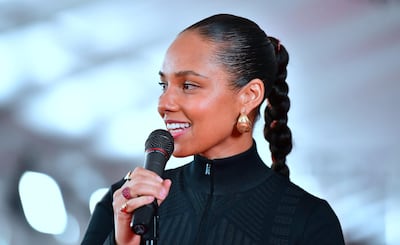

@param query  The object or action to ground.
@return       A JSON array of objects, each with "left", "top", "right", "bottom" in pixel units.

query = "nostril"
[{"left": 158, "top": 92, "right": 179, "bottom": 113}]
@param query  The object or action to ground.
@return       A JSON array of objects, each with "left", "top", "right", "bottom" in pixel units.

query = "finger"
[
  {"left": 156, "top": 179, "right": 172, "bottom": 206},
  {"left": 132, "top": 167, "right": 164, "bottom": 182},
  {"left": 127, "top": 169, "right": 169, "bottom": 200},
  {"left": 114, "top": 198, "right": 147, "bottom": 245},
  {"left": 113, "top": 195, "right": 155, "bottom": 238},
  {"left": 112, "top": 177, "right": 170, "bottom": 245},
  {"left": 119, "top": 196, "right": 155, "bottom": 214}
]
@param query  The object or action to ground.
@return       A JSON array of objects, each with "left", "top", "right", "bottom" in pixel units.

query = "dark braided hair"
[
  {"left": 183, "top": 14, "right": 292, "bottom": 178},
  {"left": 264, "top": 37, "right": 292, "bottom": 178}
]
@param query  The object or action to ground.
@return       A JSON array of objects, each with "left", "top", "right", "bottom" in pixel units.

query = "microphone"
[{"left": 130, "top": 129, "right": 174, "bottom": 236}]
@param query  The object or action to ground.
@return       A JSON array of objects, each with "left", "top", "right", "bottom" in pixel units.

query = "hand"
[{"left": 112, "top": 167, "right": 172, "bottom": 245}]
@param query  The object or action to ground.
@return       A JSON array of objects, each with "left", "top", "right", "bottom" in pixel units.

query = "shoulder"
[
  {"left": 270, "top": 171, "right": 328, "bottom": 206},
  {"left": 274, "top": 174, "right": 345, "bottom": 244},
  {"left": 276, "top": 174, "right": 338, "bottom": 220}
]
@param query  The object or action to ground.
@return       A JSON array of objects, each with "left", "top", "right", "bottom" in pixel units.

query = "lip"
[{"left": 164, "top": 120, "right": 191, "bottom": 139}]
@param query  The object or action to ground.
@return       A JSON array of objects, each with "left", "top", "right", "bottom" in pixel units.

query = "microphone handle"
[{"left": 130, "top": 150, "right": 166, "bottom": 235}]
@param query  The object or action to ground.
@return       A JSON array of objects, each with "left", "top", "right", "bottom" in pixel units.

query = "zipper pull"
[{"left": 205, "top": 163, "right": 211, "bottom": 175}]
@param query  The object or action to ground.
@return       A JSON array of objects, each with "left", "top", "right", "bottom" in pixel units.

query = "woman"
[{"left": 81, "top": 14, "right": 345, "bottom": 245}]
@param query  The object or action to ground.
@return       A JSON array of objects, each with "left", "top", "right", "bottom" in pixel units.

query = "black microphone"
[{"left": 130, "top": 129, "right": 174, "bottom": 236}]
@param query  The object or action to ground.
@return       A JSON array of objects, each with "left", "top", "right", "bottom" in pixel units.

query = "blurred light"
[
  {"left": 386, "top": 206, "right": 400, "bottom": 245},
  {"left": 0, "top": 236, "right": 11, "bottom": 245},
  {"left": 54, "top": 214, "right": 80, "bottom": 244},
  {"left": 0, "top": 237, "right": 9, "bottom": 245},
  {"left": 54, "top": 2, "right": 165, "bottom": 54},
  {"left": 16, "top": 59, "right": 159, "bottom": 139},
  {"left": 166, "top": 155, "right": 193, "bottom": 170},
  {"left": 0, "top": 36, "right": 24, "bottom": 105},
  {"left": 16, "top": 23, "right": 78, "bottom": 85},
  {"left": 89, "top": 188, "right": 109, "bottom": 214},
  {"left": 16, "top": 80, "right": 98, "bottom": 138},
  {"left": 55, "top": 9, "right": 131, "bottom": 53},
  {"left": 18, "top": 171, "right": 67, "bottom": 234},
  {"left": 91, "top": 108, "right": 164, "bottom": 158}
]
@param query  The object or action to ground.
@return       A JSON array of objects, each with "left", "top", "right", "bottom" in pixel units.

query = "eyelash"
[
  {"left": 158, "top": 81, "right": 199, "bottom": 91},
  {"left": 183, "top": 81, "right": 198, "bottom": 90},
  {"left": 158, "top": 82, "right": 167, "bottom": 90}
]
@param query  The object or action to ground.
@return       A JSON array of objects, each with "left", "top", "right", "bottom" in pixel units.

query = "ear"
[{"left": 238, "top": 78, "right": 265, "bottom": 114}]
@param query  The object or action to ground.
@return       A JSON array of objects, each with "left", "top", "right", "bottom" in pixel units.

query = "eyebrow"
[{"left": 158, "top": 70, "right": 208, "bottom": 79}]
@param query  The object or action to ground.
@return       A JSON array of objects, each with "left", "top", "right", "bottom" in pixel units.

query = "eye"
[
  {"left": 158, "top": 81, "right": 167, "bottom": 91},
  {"left": 183, "top": 81, "right": 199, "bottom": 90}
]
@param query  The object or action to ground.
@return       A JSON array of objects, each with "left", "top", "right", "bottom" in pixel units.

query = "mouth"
[{"left": 166, "top": 122, "right": 191, "bottom": 138}]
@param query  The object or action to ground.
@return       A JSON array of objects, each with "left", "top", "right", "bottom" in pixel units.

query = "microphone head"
[{"left": 145, "top": 129, "right": 174, "bottom": 159}]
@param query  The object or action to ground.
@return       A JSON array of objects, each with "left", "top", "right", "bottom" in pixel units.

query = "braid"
[{"left": 263, "top": 37, "right": 292, "bottom": 178}]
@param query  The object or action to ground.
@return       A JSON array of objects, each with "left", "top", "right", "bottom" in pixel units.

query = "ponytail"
[{"left": 263, "top": 37, "right": 292, "bottom": 178}]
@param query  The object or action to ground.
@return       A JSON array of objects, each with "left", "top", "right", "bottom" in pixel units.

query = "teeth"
[{"left": 166, "top": 122, "right": 190, "bottom": 130}]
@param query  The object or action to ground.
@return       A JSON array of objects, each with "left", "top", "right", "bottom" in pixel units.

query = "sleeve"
[
  {"left": 301, "top": 199, "right": 345, "bottom": 245},
  {"left": 81, "top": 179, "right": 125, "bottom": 245}
]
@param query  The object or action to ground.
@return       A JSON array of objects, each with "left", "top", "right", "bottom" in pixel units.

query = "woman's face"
[{"left": 158, "top": 30, "right": 251, "bottom": 159}]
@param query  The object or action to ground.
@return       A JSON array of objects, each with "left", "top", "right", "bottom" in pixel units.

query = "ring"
[
  {"left": 122, "top": 187, "right": 132, "bottom": 200},
  {"left": 120, "top": 202, "right": 129, "bottom": 213},
  {"left": 124, "top": 171, "right": 132, "bottom": 181}
]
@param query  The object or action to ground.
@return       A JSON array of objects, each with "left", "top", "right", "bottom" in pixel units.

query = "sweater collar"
[{"left": 184, "top": 141, "right": 272, "bottom": 195}]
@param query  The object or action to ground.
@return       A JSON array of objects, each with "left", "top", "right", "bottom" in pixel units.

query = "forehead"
[{"left": 161, "top": 31, "right": 221, "bottom": 75}]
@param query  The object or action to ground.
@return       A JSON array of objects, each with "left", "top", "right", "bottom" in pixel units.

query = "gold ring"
[
  {"left": 120, "top": 202, "right": 128, "bottom": 213},
  {"left": 124, "top": 171, "right": 132, "bottom": 181}
]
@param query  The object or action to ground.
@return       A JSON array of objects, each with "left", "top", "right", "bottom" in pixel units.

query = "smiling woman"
[
  {"left": 157, "top": 31, "right": 246, "bottom": 159},
  {"left": 81, "top": 13, "right": 345, "bottom": 245}
]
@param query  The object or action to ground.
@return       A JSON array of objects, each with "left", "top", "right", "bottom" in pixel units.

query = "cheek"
[{"left": 195, "top": 95, "right": 238, "bottom": 126}]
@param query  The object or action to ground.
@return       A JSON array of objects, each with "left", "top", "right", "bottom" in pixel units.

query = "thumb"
[
  {"left": 163, "top": 179, "right": 172, "bottom": 191},
  {"left": 157, "top": 179, "right": 172, "bottom": 205}
]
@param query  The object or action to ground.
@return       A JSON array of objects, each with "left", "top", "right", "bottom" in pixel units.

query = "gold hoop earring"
[{"left": 236, "top": 114, "right": 252, "bottom": 133}]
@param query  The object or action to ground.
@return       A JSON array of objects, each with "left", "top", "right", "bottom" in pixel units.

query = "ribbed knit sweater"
[{"left": 81, "top": 143, "right": 345, "bottom": 245}]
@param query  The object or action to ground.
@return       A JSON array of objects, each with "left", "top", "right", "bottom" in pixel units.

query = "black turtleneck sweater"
[{"left": 81, "top": 143, "right": 345, "bottom": 245}]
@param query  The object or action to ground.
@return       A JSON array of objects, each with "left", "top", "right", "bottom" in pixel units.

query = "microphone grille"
[{"left": 145, "top": 129, "right": 174, "bottom": 157}]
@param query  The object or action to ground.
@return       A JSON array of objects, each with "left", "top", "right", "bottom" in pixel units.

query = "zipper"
[
  {"left": 194, "top": 162, "right": 214, "bottom": 245},
  {"left": 205, "top": 163, "right": 211, "bottom": 175}
]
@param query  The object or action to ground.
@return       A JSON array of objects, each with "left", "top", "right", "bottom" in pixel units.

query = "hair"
[{"left": 183, "top": 14, "right": 292, "bottom": 178}]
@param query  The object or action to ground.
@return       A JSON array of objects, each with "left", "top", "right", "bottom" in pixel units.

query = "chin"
[
  {"left": 172, "top": 152, "right": 188, "bottom": 158},
  {"left": 172, "top": 147, "right": 193, "bottom": 158}
]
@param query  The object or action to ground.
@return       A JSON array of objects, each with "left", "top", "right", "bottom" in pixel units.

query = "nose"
[{"left": 157, "top": 87, "right": 179, "bottom": 116}]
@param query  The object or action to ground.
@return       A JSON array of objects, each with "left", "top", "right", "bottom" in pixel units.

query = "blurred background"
[{"left": 0, "top": 0, "right": 399, "bottom": 244}]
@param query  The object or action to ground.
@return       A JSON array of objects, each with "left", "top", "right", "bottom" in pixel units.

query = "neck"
[{"left": 198, "top": 134, "right": 254, "bottom": 160}]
